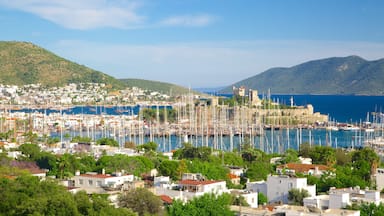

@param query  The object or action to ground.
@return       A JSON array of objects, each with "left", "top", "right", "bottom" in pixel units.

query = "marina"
[{"left": 1, "top": 96, "right": 383, "bottom": 154}]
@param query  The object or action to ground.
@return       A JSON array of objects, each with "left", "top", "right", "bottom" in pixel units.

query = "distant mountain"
[
  {"left": 221, "top": 56, "right": 384, "bottom": 95},
  {"left": 0, "top": 41, "right": 200, "bottom": 96},
  {"left": 120, "top": 79, "right": 201, "bottom": 96},
  {"left": 0, "top": 41, "right": 125, "bottom": 89}
]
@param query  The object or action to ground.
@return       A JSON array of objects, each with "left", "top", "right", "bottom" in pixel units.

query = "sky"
[{"left": 1, "top": 0, "right": 384, "bottom": 88}]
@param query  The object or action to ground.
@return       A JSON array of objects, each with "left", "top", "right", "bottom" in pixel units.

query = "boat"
[{"left": 338, "top": 124, "right": 360, "bottom": 131}]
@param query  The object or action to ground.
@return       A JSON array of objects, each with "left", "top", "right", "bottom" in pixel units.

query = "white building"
[
  {"left": 375, "top": 168, "right": 384, "bottom": 191},
  {"left": 155, "top": 179, "right": 228, "bottom": 202},
  {"left": 246, "top": 175, "right": 316, "bottom": 204},
  {"left": 276, "top": 163, "right": 330, "bottom": 176},
  {"left": 273, "top": 205, "right": 360, "bottom": 216},
  {"left": 72, "top": 171, "right": 134, "bottom": 193},
  {"left": 304, "top": 186, "right": 381, "bottom": 211},
  {"left": 230, "top": 189, "right": 258, "bottom": 208}
]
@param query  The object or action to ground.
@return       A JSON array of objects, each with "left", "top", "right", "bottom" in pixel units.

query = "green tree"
[
  {"left": 245, "top": 161, "right": 273, "bottom": 181},
  {"left": 258, "top": 192, "right": 268, "bottom": 205},
  {"left": 136, "top": 141, "right": 158, "bottom": 152},
  {"left": 158, "top": 160, "right": 179, "bottom": 180},
  {"left": 23, "top": 131, "right": 38, "bottom": 144},
  {"left": 118, "top": 188, "right": 162, "bottom": 216},
  {"left": 351, "top": 147, "right": 379, "bottom": 185},
  {"left": 167, "top": 193, "right": 234, "bottom": 216},
  {"left": 281, "top": 149, "right": 300, "bottom": 164},
  {"left": 96, "top": 137, "right": 119, "bottom": 147},
  {"left": 71, "top": 136, "right": 92, "bottom": 143},
  {"left": 288, "top": 188, "right": 310, "bottom": 205},
  {"left": 18, "top": 143, "right": 42, "bottom": 161}
]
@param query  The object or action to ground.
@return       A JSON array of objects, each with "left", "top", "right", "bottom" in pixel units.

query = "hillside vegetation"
[
  {"left": 121, "top": 78, "right": 199, "bottom": 96},
  {"left": 0, "top": 41, "right": 201, "bottom": 95},
  {"left": 221, "top": 56, "right": 384, "bottom": 95},
  {"left": 0, "top": 41, "right": 125, "bottom": 89}
]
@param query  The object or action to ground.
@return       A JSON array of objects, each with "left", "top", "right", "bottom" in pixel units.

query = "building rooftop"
[
  {"left": 179, "top": 180, "right": 222, "bottom": 186},
  {"left": 277, "top": 163, "right": 330, "bottom": 173}
]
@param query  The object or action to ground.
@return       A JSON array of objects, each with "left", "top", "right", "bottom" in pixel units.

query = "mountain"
[
  {"left": 221, "top": 56, "right": 384, "bottom": 95},
  {"left": 120, "top": 78, "right": 199, "bottom": 96},
  {"left": 0, "top": 41, "right": 125, "bottom": 89}
]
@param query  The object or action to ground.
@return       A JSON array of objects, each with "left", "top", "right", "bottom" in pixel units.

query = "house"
[
  {"left": 228, "top": 173, "right": 241, "bottom": 185},
  {"left": 375, "top": 168, "right": 384, "bottom": 191},
  {"left": 182, "top": 173, "right": 205, "bottom": 181},
  {"left": 155, "top": 179, "right": 228, "bottom": 202},
  {"left": 178, "top": 179, "right": 227, "bottom": 194},
  {"left": 273, "top": 205, "right": 360, "bottom": 216},
  {"left": 276, "top": 163, "right": 331, "bottom": 176},
  {"left": 230, "top": 189, "right": 258, "bottom": 208},
  {"left": 303, "top": 186, "right": 381, "bottom": 210},
  {"left": 72, "top": 171, "right": 134, "bottom": 193},
  {"left": 246, "top": 175, "right": 316, "bottom": 204},
  {"left": 228, "top": 166, "right": 244, "bottom": 177},
  {"left": 10, "top": 161, "right": 47, "bottom": 179}
]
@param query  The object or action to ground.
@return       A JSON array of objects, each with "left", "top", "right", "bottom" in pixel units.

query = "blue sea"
[
  {"left": 271, "top": 95, "right": 384, "bottom": 123},
  {"left": 219, "top": 94, "right": 384, "bottom": 123}
]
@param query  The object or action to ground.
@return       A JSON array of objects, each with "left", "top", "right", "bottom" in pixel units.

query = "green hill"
[
  {"left": 221, "top": 56, "right": 384, "bottom": 95},
  {"left": 0, "top": 41, "right": 125, "bottom": 89},
  {"left": 120, "top": 78, "right": 198, "bottom": 96}
]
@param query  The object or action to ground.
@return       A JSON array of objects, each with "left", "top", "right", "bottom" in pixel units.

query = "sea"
[{"left": 10, "top": 95, "right": 384, "bottom": 152}]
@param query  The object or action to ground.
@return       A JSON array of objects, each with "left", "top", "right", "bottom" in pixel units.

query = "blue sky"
[{"left": 1, "top": 0, "right": 384, "bottom": 87}]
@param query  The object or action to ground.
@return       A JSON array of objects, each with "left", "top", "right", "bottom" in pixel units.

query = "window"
[
  {"left": 79, "top": 179, "right": 83, "bottom": 185},
  {"left": 88, "top": 180, "right": 93, "bottom": 185}
]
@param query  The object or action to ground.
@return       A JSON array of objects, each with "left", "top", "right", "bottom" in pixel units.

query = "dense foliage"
[
  {"left": 120, "top": 78, "right": 199, "bottom": 96},
  {"left": 288, "top": 188, "right": 310, "bottom": 205},
  {"left": 118, "top": 188, "right": 162, "bottom": 216},
  {"left": 0, "top": 41, "right": 125, "bottom": 89},
  {"left": 0, "top": 175, "right": 135, "bottom": 216},
  {"left": 167, "top": 193, "right": 234, "bottom": 216}
]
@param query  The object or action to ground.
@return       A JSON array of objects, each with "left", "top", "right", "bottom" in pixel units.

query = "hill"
[
  {"left": 120, "top": 78, "right": 199, "bottom": 96},
  {"left": 221, "top": 56, "right": 384, "bottom": 95},
  {"left": 0, "top": 41, "right": 125, "bottom": 89}
]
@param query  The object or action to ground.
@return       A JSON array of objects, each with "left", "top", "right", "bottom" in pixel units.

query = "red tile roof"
[
  {"left": 277, "top": 163, "right": 330, "bottom": 173},
  {"left": 228, "top": 173, "right": 240, "bottom": 179},
  {"left": 10, "top": 161, "right": 47, "bottom": 174},
  {"left": 159, "top": 195, "right": 173, "bottom": 204},
  {"left": 179, "top": 180, "right": 222, "bottom": 186},
  {"left": 78, "top": 173, "right": 132, "bottom": 179}
]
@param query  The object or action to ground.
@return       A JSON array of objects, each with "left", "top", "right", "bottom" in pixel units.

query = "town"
[{"left": 0, "top": 83, "right": 383, "bottom": 216}]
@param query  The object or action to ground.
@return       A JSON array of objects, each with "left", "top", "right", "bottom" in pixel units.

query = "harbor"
[{"left": 1, "top": 94, "right": 383, "bottom": 154}]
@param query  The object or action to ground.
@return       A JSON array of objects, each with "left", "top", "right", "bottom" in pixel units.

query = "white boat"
[
  {"left": 339, "top": 124, "right": 360, "bottom": 131},
  {"left": 326, "top": 126, "right": 339, "bottom": 131}
]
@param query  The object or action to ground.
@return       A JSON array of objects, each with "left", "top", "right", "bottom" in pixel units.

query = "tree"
[
  {"left": 231, "top": 194, "right": 249, "bottom": 207},
  {"left": 167, "top": 193, "right": 234, "bottom": 216},
  {"left": 96, "top": 137, "right": 119, "bottom": 147},
  {"left": 71, "top": 136, "right": 92, "bottom": 143},
  {"left": 158, "top": 160, "right": 179, "bottom": 180},
  {"left": 118, "top": 188, "right": 162, "bottom": 216},
  {"left": 258, "top": 192, "right": 268, "bottom": 205},
  {"left": 0, "top": 173, "right": 134, "bottom": 216},
  {"left": 245, "top": 161, "right": 273, "bottom": 181},
  {"left": 136, "top": 141, "right": 158, "bottom": 152},
  {"left": 281, "top": 149, "right": 300, "bottom": 164},
  {"left": 288, "top": 188, "right": 310, "bottom": 205},
  {"left": 351, "top": 147, "right": 379, "bottom": 185},
  {"left": 18, "top": 143, "right": 41, "bottom": 161},
  {"left": 23, "top": 131, "right": 38, "bottom": 144}
]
